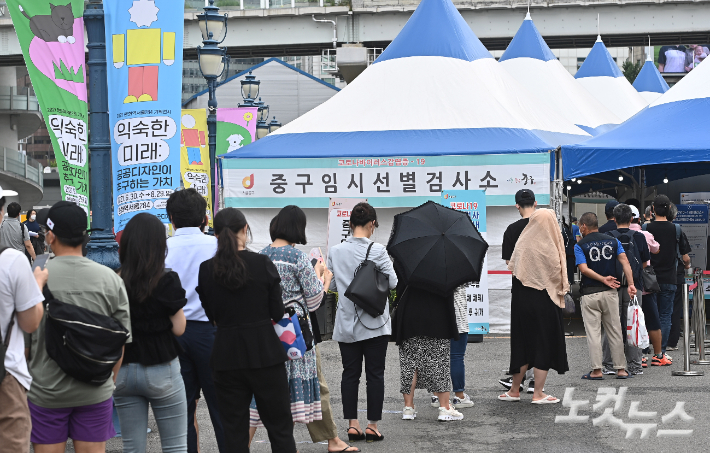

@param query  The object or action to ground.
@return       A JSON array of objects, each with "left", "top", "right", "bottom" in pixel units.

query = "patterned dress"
[{"left": 250, "top": 245, "right": 323, "bottom": 426}]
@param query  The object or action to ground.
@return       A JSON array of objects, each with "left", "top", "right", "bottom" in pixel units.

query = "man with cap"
[
  {"left": 598, "top": 200, "right": 620, "bottom": 234},
  {"left": 498, "top": 189, "right": 540, "bottom": 393},
  {"left": 644, "top": 195, "right": 691, "bottom": 364},
  {"left": 25, "top": 201, "right": 132, "bottom": 452}
]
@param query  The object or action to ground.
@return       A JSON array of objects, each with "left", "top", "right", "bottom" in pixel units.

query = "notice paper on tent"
[
  {"left": 326, "top": 198, "right": 366, "bottom": 259},
  {"left": 442, "top": 190, "right": 489, "bottom": 335},
  {"left": 222, "top": 154, "right": 549, "bottom": 208}
]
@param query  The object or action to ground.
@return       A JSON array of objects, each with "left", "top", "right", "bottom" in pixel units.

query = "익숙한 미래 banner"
[
  {"left": 7, "top": 0, "right": 90, "bottom": 215},
  {"left": 180, "top": 109, "right": 213, "bottom": 228},
  {"left": 105, "top": 0, "right": 184, "bottom": 232}
]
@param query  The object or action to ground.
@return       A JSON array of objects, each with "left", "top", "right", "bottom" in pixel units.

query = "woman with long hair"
[
  {"left": 114, "top": 213, "right": 189, "bottom": 452},
  {"left": 327, "top": 202, "right": 397, "bottom": 442},
  {"left": 197, "top": 208, "right": 296, "bottom": 452},
  {"left": 250, "top": 207, "right": 327, "bottom": 428}
]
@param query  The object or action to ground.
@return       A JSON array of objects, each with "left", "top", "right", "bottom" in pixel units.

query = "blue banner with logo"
[
  {"left": 105, "top": 0, "right": 184, "bottom": 232},
  {"left": 442, "top": 190, "right": 489, "bottom": 334}
]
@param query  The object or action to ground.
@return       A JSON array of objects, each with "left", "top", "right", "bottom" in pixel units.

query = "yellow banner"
[{"left": 180, "top": 109, "right": 213, "bottom": 228}]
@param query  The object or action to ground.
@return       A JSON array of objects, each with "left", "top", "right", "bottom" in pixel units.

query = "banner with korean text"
[
  {"left": 216, "top": 108, "right": 258, "bottom": 157},
  {"left": 180, "top": 109, "right": 213, "bottom": 228},
  {"left": 222, "top": 154, "right": 550, "bottom": 208},
  {"left": 326, "top": 198, "right": 367, "bottom": 259},
  {"left": 7, "top": 0, "right": 89, "bottom": 215},
  {"left": 442, "top": 190, "right": 489, "bottom": 334},
  {"left": 105, "top": 0, "right": 184, "bottom": 232}
]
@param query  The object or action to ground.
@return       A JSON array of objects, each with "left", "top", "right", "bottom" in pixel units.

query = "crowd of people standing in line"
[{"left": 0, "top": 185, "right": 695, "bottom": 452}]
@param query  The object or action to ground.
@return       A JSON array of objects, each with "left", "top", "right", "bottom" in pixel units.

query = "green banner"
[{"left": 7, "top": 0, "right": 89, "bottom": 214}]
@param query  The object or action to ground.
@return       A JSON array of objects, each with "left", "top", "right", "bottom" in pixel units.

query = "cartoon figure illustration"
[
  {"left": 112, "top": 0, "right": 175, "bottom": 103},
  {"left": 19, "top": 3, "right": 76, "bottom": 43},
  {"left": 180, "top": 114, "right": 205, "bottom": 165},
  {"left": 226, "top": 134, "right": 246, "bottom": 153}
]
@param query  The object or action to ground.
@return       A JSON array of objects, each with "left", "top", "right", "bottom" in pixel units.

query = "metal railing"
[
  {"left": 185, "top": 0, "right": 340, "bottom": 10},
  {"left": 0, "top": 86, "right": 40, "bottom": 112},
  {"left": 0, "top": 147, "right": 44, "bottom": 187}
]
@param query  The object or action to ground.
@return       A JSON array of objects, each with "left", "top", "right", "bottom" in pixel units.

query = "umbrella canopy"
[
  {"left": 633, "top": 57, "right": 670, "bottom": 104},
  {"left": 387, "top": 201, "right": 488, "bottom": 294},
  {"left": 574, "top": 37, "right": 649, "bottom": 121}
]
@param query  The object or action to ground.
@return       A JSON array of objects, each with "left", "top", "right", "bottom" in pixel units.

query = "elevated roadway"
[{"left": 0, "top": 0, "right": 708, "bottom": 64}]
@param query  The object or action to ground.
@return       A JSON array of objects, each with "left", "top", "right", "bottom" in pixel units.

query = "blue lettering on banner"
[{"left": 675, "top": 205, "right": 709, "bottom": 224}]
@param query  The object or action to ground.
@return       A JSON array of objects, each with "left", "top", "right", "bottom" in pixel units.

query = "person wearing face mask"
[
  {"left": 23, "top": 209, "right": 45, "bottom": 256},
  {"left": 327, "top": 202, "right": 397, "bottom": 443}
]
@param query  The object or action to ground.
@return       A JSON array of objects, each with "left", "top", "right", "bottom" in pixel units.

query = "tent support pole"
[
  {"left": 640, "top": 167, "right": 646, "bottom": 213},
  {"left": 553, "top": 147, "right": 563, "bottom": 227}
]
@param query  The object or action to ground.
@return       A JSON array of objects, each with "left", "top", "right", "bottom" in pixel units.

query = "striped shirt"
[{"left": 454, "top": 285, "right": 468, "bottom": 334}]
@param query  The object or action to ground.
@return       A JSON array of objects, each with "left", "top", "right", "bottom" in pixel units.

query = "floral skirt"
[{"left": 250, "top": 347, "right": 322, "bottom": 426}]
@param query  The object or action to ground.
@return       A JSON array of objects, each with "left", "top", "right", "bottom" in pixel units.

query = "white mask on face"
[{"left": 30, "top": 215, "right": 36, "bottom": 221}]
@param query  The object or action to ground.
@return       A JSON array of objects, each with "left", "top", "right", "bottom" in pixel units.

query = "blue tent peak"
[
  {"left": 375, "top": 0, "right": 492, "bottom": 64},
  {"left": 633, "top": 59, "right": 670, "bottom": 94},
  {"left": 575, "top": 38, "right": 624, "bottom": 79},
  {"left": 499, "top": 13, "right": 557, "bottom": 62}
]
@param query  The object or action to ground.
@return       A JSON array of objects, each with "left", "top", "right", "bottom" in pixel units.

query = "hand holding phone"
[{"left": 33, "top": 253, "right": 50, "bottom": 271}]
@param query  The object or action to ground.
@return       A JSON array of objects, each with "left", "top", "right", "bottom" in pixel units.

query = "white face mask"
[{"left": 30, "top": 215, "right": 36, "bottom": 221}]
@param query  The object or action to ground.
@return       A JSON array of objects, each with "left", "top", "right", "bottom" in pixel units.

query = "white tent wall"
[
  {"left": 183, "top": 59, "right": 340, "bottom": 126},
  {"left": 240, "top": 204, "right": 527, "bottom": 333}
]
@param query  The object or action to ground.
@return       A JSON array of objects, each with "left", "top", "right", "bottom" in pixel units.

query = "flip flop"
[
  {"left": 531, "top": 395, "right": 560, "bottom": 405},
  {"left": 581, "top": 372, "right": 603, "bottom": 380},
  {"left": 616, "top": 373, "right": 633, "bottom": 379},
  {"left": 497, "top": 391, "right": 521, "bottom": 401},
  {"left": 328, "top": 446, "right": 360, "bottom": 453}
]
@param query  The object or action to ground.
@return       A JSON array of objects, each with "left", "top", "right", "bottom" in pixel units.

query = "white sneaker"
[
  {"left": 451, "top": 393, "right": 474, "bottom": 408},
  {"left": 430, "top": 395, "right": 439, "bottom": 408},
  {"left": 402, "top": 406, "right": 417, "bottom": 420},
  {"left": 437, "top": 406, "right": 464, "bottom": 421}
]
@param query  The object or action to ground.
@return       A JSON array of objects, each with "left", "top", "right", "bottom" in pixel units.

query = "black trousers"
[
  {"left": 338, "top": 335, "right": 389, "bottom": 421},
  {"left": 212, "top": 364, "right": 296, "bottom": 453},
  {"left": 668, "top": 271, "right": 685, "bottom": 348}
]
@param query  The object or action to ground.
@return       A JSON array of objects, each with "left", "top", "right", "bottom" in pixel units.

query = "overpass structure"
[{"left": 0, "top": 0, "right": 708, "bottom": 64}]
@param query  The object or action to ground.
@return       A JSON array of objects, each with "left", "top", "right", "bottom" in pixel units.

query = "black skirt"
[{"left": 508, "top": 277, "right": 569, "bottom": 375}]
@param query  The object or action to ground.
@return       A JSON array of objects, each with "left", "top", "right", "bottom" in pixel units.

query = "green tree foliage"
[{"left": 622, "top": 60, "right": 643, "bottom": 84}]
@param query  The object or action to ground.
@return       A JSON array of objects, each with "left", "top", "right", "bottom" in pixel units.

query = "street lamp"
[
  {"left": 241, "top": 72, "right": 260, "bottom": 104},
  {"left": 197, "top": 0, "right": 229, "bottom": 218},
  {"left": 269, "top": 116, "right": 282, "bottom": 133}
]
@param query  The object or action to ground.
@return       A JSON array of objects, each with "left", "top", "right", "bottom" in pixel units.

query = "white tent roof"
[
  {"left": 575, "top": 37, "right": 649, "bottom": 121},
  {"left": 499, "top": 14, "right": 622, "bottom": 136}
]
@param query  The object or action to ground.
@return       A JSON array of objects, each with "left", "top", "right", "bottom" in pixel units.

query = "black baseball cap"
[
  {"left": 37, "top": 201, "right": 87, "bottom": 240},
  {"left": 515, "top": 189, "right": 535, "bottom": 205},
  {"left": 653, "top": 195, "right": 671, "bottom": 208},
  {"left": 605, "top": 200, "right": 619, "bottom": 216}
]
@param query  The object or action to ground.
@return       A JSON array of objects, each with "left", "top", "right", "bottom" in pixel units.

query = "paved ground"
[{"left": 75, "top": 320, "right": 710, "bottom": 453}]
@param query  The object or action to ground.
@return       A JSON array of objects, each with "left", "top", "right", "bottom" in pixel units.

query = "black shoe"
[
  {"left": 365, "top": 427, "right": 384, "bottom": 443},
  {"left": 347, "top": 428, "right": 365, "bottom": 442},
  {"left": 498, "top": 376, "right": 524, "bottom": 392}
]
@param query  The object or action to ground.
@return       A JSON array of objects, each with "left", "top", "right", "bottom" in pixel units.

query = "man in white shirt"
[
  {"left": 0, "top": 193, "right": 46, "bottom": 453},
  {"left": 165, "top": 188, "right": 223, "bottom": 453}
]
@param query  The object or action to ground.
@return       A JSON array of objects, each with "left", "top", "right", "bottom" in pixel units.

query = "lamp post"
[
  {"left": 197, "top": 0, "right": 228, "bottom": 217},
  {"left": 84, "top": 0, "right": 119, "bottom": 269},
  {"left": 255, "top": 98, "right": 270, "bottom": 140},
  {"left": 269, "top": 116, "right": 282, "bottom": 133}
]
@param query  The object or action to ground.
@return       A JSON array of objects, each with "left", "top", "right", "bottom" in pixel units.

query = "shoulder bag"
[
  {"left": 642, "top": 265, "right": 661, "bottom": 293},
  {"left": 0, "top": 246, "right": 14, "bottom": 384},
  {"left": 285, "top": 299, "right": 314, "bottom": 352},
  {"left": 273, "top": 309, "right": 307, "bottom": 360},
  {"left": 344, "top": 242, "right": 390, "bottom": 318}
]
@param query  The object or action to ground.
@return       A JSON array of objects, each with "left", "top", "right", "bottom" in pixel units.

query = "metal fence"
[
  {"left": 0, "top": 147, "right": 44, "bottom": 187},
  {"left": 185, "top": 0, "right": 338, "bottom": 10},
  {"left": 0, "top": 86, "right": 40, "bottom": 112}
]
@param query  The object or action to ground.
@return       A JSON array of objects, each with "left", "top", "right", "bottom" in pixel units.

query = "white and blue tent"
[
  {"left": 575, "top": 37, "right": 649, "bottom": 121},
  {"left": 563, "top": 58, "right": 710, "bottom": 186},
  {"left": 633, "top": 56, "right": 670, "bottom": 104},
  {"left": 499, "top": 13, "right": 621, "bottom": 136}
]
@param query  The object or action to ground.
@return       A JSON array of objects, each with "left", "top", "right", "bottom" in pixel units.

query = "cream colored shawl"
[{"left": 507, "top": 209, "right": 569, "bottom": 308}]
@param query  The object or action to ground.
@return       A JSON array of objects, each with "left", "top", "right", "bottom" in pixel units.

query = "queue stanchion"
[
  {"left": 672, "top": 281, "right": 704, "bottom": 376},
  {"left": 691, "top": 268, "right": 710, "bottom": 365}
]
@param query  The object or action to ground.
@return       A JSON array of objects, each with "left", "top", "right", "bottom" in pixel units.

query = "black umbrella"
[{"left": 387, "top": 201, "right": 488, "bottom": 295}]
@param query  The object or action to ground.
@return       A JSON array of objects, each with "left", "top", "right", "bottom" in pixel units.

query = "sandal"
[
  {"left": 581, "top": 372, "right": 603, "bottom": 380},
  {"left": 531, "top": 395, "right": 560, "bottom": 405},
  {"left": 365, "top": 427, "right": 384, "bottom": 443},
  {"left": 497, "top": 391, "right": 520, "bottom": 402},
  {"left": 328, "top": 445, "right": 360, "bottom": 452},
  {"left": 347, "top": 427, "right": 365, "bottom": 442}
]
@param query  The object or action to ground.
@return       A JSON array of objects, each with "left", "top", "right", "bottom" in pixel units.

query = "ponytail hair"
[
  {"left": 350, "top": 202, "right": 378, "bottom": 229},
  {"left": 213, "top": 208, "right": 251, "bottom": 290}
]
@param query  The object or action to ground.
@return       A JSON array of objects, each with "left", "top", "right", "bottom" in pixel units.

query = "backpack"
[
  {"left": 608, "top": 230, "right": 643, "bottom": 289},
  {"left": 43, "top": 286, "right": 130, "bottom": 386}
]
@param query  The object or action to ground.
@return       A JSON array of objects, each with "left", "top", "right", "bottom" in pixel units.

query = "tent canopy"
[
  {"left": 574, "top": 38, "right": 648, "bottom": 121},
  {"left": 562, "top": 59, "right": 710, "bottom": 186},
  {"left": 223, "top": 0, "right": 590, "bottom": 160},
  {"left": 633, "top": 58, "right": 670, "bottom": 104}
]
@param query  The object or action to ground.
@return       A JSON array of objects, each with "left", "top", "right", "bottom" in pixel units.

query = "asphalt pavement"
[{"left": 73, "top": 320, "right": 710, "bottom": 453}]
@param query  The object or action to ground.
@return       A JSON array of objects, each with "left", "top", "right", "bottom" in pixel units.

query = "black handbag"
[
  {"left": 286, "top": 299, "right": 314, "bottom": 352},
  {"left": 642, "top": 266, "right": 661, "bottom": 293},
  {"left": 344, "top": 242, "right": 390, "bottom": 318}
]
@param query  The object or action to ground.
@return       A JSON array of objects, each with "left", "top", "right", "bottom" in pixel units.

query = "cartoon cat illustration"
[{"left": 19, "top": 3, "right": 76, "bottom": 44}]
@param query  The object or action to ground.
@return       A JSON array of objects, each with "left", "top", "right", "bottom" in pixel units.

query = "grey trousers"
[{"left": 602, "top": 289, "right": 643, "bottom": 373}]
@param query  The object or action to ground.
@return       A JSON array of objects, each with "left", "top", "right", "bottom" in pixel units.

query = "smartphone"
[{"left": 33, "top": 254, "right": 50, "bottom": 271}]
